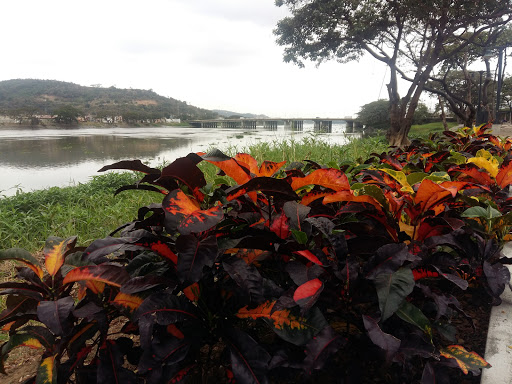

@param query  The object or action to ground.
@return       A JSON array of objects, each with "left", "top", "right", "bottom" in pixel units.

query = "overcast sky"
[{"left": 1, "top": 0, "right": 393, "bottom": 118}]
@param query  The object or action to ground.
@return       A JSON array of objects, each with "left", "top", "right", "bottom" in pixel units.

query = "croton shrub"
[{"left": 1, "top": 124, "right": 512, "bottom": 383}]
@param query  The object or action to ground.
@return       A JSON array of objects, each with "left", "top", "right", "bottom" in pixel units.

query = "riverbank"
[
  {"left": 0, "top": 135, "right": 388, "bottom": 253},
  {"left": 0, "top": 120, "right": 191, "bottom": 129}
]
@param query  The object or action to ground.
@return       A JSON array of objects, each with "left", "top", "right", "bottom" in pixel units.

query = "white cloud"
[{"left": 0, "top": 0, "right": 390, "bottom": 117}]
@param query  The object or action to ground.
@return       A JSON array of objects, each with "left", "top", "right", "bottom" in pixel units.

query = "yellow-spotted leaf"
[
  {"left": 380, "top": 169, "right": 414, "bottom": 193},
  {"left": 236, "top": 300, "right": 327, "bottom": 345},
  {"left": 44, "top": 236, "right": 77, "bottom": 277},
  {"left": 467, "top": 149, "right": 499, "bottom": 178},
  {"left": 112, "top": 292, "right": 143, "bottom": 312},
  {"left": 440, "top": 345, "right": 491, "bottom": 374},
  {"left": 36, "top": 355, "right": 57, "bottom": 384}
]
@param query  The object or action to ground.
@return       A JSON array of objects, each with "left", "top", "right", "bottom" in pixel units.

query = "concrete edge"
[{"left": 480, "top": 242, "right": 512, "bottom": 384}]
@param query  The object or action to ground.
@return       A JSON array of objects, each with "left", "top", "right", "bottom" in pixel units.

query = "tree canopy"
[{"left": 275, "top": 0, "right": 512, "bottom": 146}]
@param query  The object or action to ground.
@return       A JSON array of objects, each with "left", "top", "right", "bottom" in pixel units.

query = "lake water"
[{"left": 0, "top": 122, "right": 359, "bottom": 196}]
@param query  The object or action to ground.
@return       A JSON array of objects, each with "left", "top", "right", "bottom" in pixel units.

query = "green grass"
[
  {"left": 409, "top": 121, "right": 458, "bottom": 136},
  {"left": 0, "top": 172, "right": 156, "bottom": 253}
]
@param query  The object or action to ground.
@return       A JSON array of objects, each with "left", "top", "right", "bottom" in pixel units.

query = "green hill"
[{"left": 0, "top": 79, "right": 219, "bottom": 123}]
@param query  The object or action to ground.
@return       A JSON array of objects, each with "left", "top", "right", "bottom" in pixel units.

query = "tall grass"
[
  {"left": 0, "top": 133, "right": 390, "bottom": 253},
  {"left": 0, "top": 172, "right": 156, "bottom": 252}
]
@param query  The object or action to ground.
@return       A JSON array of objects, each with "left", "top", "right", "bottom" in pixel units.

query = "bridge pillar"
[
  {"left": 345, "top": 121, "right": 354, "bottom": 133},
  {"left": 292, "top": 120, "right": 303, "bottom": 130}
]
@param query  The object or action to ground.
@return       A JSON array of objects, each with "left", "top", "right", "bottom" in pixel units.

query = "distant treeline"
[{"left": 0, "top": 79, "right": 218, "bottom": 123}]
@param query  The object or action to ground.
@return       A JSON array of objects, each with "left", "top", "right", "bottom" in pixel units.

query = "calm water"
[{"left": 0, "top": 123, "right": 358, "bottom": 196}]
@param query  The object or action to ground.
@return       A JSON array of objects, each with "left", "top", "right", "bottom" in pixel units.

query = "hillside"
[{"left": 0, "top": 79, "right": 219, "bottom": 122}]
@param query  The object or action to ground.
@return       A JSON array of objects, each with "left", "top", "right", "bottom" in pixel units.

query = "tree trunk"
[
  {"left": 387, "top": 105, "right": 412, "bottom": 147},
  {"left": 438, "top": 95, "right": 448, "bottom": 130}
]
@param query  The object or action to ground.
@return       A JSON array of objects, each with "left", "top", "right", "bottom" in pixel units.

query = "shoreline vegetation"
[{"left": 0, "top": 122, "right": 456, "bottom": 254}]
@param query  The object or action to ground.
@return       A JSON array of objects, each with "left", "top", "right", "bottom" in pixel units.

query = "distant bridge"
[{"left": 188, "top": 117, "right": 363, "bottom": 132}]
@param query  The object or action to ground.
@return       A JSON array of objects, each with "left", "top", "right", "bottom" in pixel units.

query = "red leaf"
[
  {"left": 294, "top": 250, "right": 323, "bottom": 265},
  {"left": 293, "top": 278, "right": 323, "bottom": 302},
  {"left": 270, "top": 213, "right": 291, "bottom": 239},
  {"left": 293, "top": 278, "right": 324, "bottom": 311}
]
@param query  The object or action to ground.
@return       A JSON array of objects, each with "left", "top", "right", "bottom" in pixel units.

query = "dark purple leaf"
[
  {"left": 98, "top": 160, "right": 160, "bottom": 175},
  {"left": 0, "top": 296, "right": 38, "bottom": 327},
  {"left": 374, "top": 268, "right": 415, "bottom": 321},
  {"left": 484, "top": 261, "right": 510, "bottom": 299},
  {"left": 303, "top": 326, "right": 346, "bottom": 373},
  {"left": 366, "top": 244, "right": 421, "bottom": 279},
  {"left": 224, "top": 327, "right": 270, "bottom": 384},
  {"left": 0, "top": 282, "right": 45, "bottom": 300},
  {"left": 82, "top": 236, "right": 144, "bottom": 263},
  {"left": 37, "top": 296, "right": 74, "bottom": 335},
  {"left": 98, "top": 339, "right": 137, "bottom": 384},
  {"left": 398, "top": 333, "right": 436, "bottom": 359},
  {"left": 135, "top": 292, "right": 198, "bottom": 348},
  {"left": 121, "top": 276, "right": 174, "bottom": 294},
  {"left": 421, "top": 362, "right": 436, "bottom": 384},
  {"left": 363, "top": 315, "right": 401, "bottom": 362},
  {"left": 432, "top": 266, "right": 469, "bottom": 290},
  {"left": 160, "top": 155, "right": 207, "bottom": 200},
  {"left": 283, "top": 201, "right": 311, "bottom": 231},
  {"left": 285, "top": 261, "right": 324, "bottom": 286},
  {"left": 176, "top": 235, "right": 218, "bottom": 284},
  {"left": 114, "top": 184, "right": 166, "bottom": 196},
  {"left": 223, "top": 257, "right": 264, "bottom": 303},
  {"left": 226, "top": 177, "right": 299, "bottom": 201}
]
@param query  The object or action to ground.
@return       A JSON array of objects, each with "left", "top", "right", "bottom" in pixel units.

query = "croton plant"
[{"left": 1, "top": 124, "right": 511, "bottom": 383}]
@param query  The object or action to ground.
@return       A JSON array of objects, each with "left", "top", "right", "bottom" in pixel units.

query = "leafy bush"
[{"left": 1, "top": 124, "right": 511, "bottom": 383}]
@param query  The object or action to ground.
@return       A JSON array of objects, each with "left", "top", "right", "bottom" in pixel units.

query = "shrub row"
[{"left": 0, "top": 125, "right": 511, "bottom": 383}]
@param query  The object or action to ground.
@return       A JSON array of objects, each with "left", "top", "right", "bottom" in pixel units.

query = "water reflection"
[{"left": 0, "top": 124, "right": 359, "bottom": 195}]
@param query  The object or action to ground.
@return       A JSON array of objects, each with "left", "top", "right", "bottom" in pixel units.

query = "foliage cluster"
[{"left": 1, "top": 125, "right": 512, "bottom": 383}]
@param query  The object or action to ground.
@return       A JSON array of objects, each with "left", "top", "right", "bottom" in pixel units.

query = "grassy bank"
[{"left": 1, "top": 123, "right": 450, "bottom": 253}]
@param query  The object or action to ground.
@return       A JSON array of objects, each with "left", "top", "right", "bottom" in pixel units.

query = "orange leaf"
[
  {"left": 183, "top": 282, "right": 200, "bottom": 302},
  {"left": 203, "top": 158, "right": 251, "bottom": 185},
  {"left": 44, "top": 236, "right": 77, "bottom": 277},
  {"left": 234, "top": 153, "right": 259, "bottom": 175},
  {"left": 86, "top": 280, "right": 105, "bottom": 294},
  {"left": 291, "top": 169, "right": 350, "bottom": 192},
  {"left": 167, "top": 324, "right": 185, "bottom": 339},
  {"left": 497, "top": 161, "right": 512, "bottom": 189},
  {"left": 236, "top": 300, "right": 309, "bottom": 331},
  {"left": 113, "top": 292, "right": 143, "bottom": 311},
  {"left": 63, "top": 265, "right": 129, "bottom": 287},
  {"left": 258, "top": 160, "right": 287, "bottom": 177},
  {"left": 322, "top": 191, "right": 383, "bottom": 212}
]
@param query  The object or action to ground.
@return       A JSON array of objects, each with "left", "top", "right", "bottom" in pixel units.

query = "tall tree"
[{"left": 274, "top": 0, "right": 512, "bottom": 146}]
